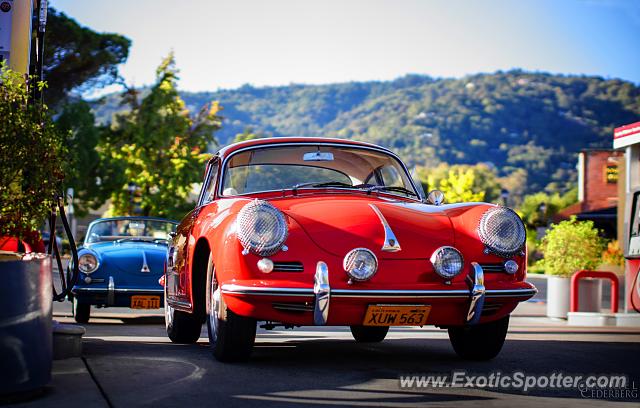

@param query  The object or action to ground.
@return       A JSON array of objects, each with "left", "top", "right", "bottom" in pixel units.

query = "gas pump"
[{"left": 613, "top": 121, "right": 640, "bottom": 315}]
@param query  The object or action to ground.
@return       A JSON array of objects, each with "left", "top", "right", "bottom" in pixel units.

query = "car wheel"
[
  {"left": 73, "top": 298, "right": 90, "bottom": 324},
  {"left": 207, "top": 269, "right": 256, "bottom": 362},
  {"left": 350, "top": 325, "right": 389, "bottom": 343},
  {"left": 448, "top": 315, "right": 510, "bottom": 360},
  {"left": 165, "top": 286, "right": 202, "bottom": 344}
]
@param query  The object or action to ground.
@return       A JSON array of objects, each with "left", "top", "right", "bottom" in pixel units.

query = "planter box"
[
  {"left": 546, "top": 276, "right": 603, "bottom": 318},
  {"left": 0, "top": 252, "right": 52, "bottom": 397}
]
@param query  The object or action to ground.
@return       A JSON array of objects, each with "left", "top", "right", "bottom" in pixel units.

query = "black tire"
[
  {"left": 73, "top": 298, "right": 90, "bottom": 324},
  {"left": 207, "top": 266, "right": 256, "bottom": 362},
  {"left": 448, "top": 315, "right": 510, "bottom": 360},
  {"left": 165, "top": 287, "right": 202, "bottom": 344},
  {"left": 350, "top": 325, "right": 389, "bottom": 343}
]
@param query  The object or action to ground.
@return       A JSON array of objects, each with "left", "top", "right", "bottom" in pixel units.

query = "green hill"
[{"left": 92, "top": 71, "right": 640, "bottom": 195}]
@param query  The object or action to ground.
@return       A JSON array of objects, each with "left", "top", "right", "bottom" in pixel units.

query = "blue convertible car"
[{"left": 70, "top": 217, "right": 178, "bottom": 323}]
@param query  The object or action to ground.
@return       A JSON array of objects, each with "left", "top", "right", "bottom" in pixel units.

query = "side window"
[
  {"left": 200, "top": 160, "right": 219, "bottom": 205},
  {"left": 379, "top": 165, "right": 403, "bottom": 187}
]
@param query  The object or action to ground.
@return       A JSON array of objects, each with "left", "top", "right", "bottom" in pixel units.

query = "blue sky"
[{"left": 51, "top": 0, "right": 640, "bottom": 92}]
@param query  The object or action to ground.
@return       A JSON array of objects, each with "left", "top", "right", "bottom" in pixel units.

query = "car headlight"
[
  {"left": 343, "top": 248, "right": 378, "bottom": 281},
  {"left": 478, "top": 206, "right": 526, "bottom": 258},
  {"left": 78, "top": 253, "right": 99, "bottom": 274},
  {"left": 237, "top": 199, "right": 288, "bottom": 256},
  {"left": 430, "top": 246, "right": 464, "bottom": 279}
]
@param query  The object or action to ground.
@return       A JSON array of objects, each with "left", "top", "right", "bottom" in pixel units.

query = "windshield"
[
  {"left": 85, "top": 219, "right": 177, "bottom": 244},
  {"left": 221, "top": 145, "right": 417, "bottom": 198}
]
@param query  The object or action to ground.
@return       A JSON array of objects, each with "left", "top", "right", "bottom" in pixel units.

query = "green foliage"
[
  {"left": 519, "top": 188, "right": 578, "bottom": 229},
  {"left": 55, "top": 101, "right": 121, "bottom": 216},
  {"left": 100, "top": 54, "right": 221, "bottom": 219},
  {"left": 92, "top": 71, "right": 640, "bottom": 203},
  {"left": 417, "top": 163, "right": 500, "bottom": 203},
  {"left": 232, "top": 128, "right": 263, "bottom": 144},
  {"left": 0, "top": 65, "right": 65, "bottom": 243},
  {"left": 539, "top": 217, "right": 605, "bottom": 277},
  {"left": 601, "top": 240, "right": 624, "bottom": 268},
  {"left": 44, "top": 8, "right": 131, "bottom": 107}
]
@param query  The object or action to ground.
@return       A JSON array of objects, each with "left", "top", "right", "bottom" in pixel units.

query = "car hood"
[
  {"left": 274, "top": 196, "right": 455, "bottom": 259},
  {"left": 84, "top": 241, "right": 167, "bottom": 276}
]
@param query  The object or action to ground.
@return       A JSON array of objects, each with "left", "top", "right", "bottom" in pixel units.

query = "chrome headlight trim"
[
  {"left": 430, "top": 246, "right": 464, "bottom": 279},
  {"left": 478, "top": 206, "right": 526, "bottom": 258},
  {"left": 78, "top": 252, "right": 99, "bottom": 274},
  {"left": 237, "top": 199, "right": 288, "bottom": 256},
  {"left": 343, "top": 248, "right": 378, "bottom": 282}
]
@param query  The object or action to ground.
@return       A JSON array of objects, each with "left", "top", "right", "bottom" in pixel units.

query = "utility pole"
[{"left": 1, "top": 0, "right": 47, "bottom": 101}]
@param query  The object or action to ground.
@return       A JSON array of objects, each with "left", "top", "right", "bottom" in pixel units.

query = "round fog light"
[
  {"left": 343, "top": 248, "right": 378, "bottom": 281},
  {"left": 257, "top": 258, "right": 274, "bottom": 273},
  {"left": 430, "top": 246, "right": 464, "bottom": 279},
  {"left": 84, "top": 276, "right": 92, "bottom": 284},
  {"left": 504, "top": 260, "right": 519, "bottom": 274}
]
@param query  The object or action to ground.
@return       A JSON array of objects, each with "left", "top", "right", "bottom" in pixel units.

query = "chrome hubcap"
[{"left": 209, "top": 278, "right": 220, "bottom": 343}]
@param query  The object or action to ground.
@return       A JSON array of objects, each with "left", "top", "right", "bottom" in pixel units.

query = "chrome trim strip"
[
  {"left": 220, "top": 284, "right": 537, "bottom": 299},
  {"left": 217, "top": 142, "right": 421, "bottom": 201},
  {"left": 368, "top": 204, "right": 402, "bottom": 252},
  {"left": 332, "top": 289, "right": 470, "bottom": 298},
  {"left": 466, "top": 262, "right": 486, "bottom": 324},
  {"left": 167, "top": 297, "right": 192, "bottom": 310},
  {"left": 141, "top": 251, "right": 150, "bottom": 273},
  {"left": 221, "top": 284, "right": 314, "bottom": 297},
  {"left": 313, "top": 261, "right": 330, "bottom": 325},
  {"left": 107, "top": 276, "right": 115, "bottom": 306},
  {"left": 484, "top": 288, "right": 538, "bottom": 298},
  {"left": 73, "top": 287, "right": 165, "bottom": 294}
]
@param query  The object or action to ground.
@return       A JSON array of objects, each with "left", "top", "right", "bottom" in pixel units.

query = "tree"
[
  {"left": 518, "top": 189, "right": 578, "bottom": 229},
  {"left": 418, "top": 163, "right": 500, "bottom": 203},
  {"left": 55, "top": 101, "right": 123, "bottom": 216},
  {"left": 101, "top": 54, "right": 222, "bottom": 219},
  {"left": 44, "top": 8, "right": 131, "bottom": 107},
  {"left": 232, "top": 128, "right": 263, "bottom": 144}
]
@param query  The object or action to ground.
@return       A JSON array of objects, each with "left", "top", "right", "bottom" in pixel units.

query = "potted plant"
[
  {"left": 539, "top": 217, "right": 605, "bottom": 318},
  {"left": 0, "top": 64, "right": 65, "bottom": 399}
]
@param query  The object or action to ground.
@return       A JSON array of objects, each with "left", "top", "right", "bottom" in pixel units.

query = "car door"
[{"left": 166, "top": 157, "right": 219, "bottom": 309}]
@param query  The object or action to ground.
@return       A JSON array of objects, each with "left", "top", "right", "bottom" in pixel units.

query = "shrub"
[
  {"left": 0, "top": 64, "right": 65, "bottom": 245},
  {"left": 539, "top": 217, "right": 605, "bottom": 277}
]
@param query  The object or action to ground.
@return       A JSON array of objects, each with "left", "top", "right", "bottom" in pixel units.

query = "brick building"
[{"left": 557, "top": 149, "right": 623, "bottom": 237}]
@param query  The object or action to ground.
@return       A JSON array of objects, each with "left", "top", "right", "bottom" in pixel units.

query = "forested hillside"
[{"left": 92, "top": 71, "right": 640, "bottom": 195}]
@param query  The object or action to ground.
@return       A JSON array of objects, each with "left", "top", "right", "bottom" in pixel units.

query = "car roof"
[{"left": 213, "top": 137, "right": 394, "bottom": 160}]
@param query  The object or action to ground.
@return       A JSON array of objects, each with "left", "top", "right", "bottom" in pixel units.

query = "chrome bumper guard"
[
  {"left": 466, "top": 262, "right": 485, "bottom": 325},
  {"left": 313, "top": 262, "right": 330, "bottom": 325}
]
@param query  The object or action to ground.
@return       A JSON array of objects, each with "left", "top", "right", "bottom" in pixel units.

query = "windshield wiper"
[
  {"left": 291, "top": 181, "right": 356, "bottom": 194},
  {"left": 366, "top": 185, "right": 418, "bottom": 197}
]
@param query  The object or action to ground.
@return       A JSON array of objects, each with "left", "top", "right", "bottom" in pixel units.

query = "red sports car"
[{"left": 163, "top": 137, "right": 536, "bottom": 361}]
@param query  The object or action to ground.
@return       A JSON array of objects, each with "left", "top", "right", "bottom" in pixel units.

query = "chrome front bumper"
[
  {"left": 221, "top": 262, "right": 537, "bottom": 326},
  {"left": 73, "top": 275, "right": 164, "bottom": 306}
]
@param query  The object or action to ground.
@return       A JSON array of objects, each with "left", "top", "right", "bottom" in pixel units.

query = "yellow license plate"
[
  {"left": 363, "top": 305, "right": 431, "bottom": 326},
  {"left": 131, "top": 295, "right": 161, "bottom": 309}
]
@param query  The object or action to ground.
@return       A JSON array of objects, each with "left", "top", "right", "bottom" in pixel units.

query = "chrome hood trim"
[{"left": 369, "top": 204, "right": 401, "bottom": 252}]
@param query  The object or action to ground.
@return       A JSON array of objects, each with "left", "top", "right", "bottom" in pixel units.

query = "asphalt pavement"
[{"left": 6, "top": 275, "right": 640, "bottom": 408}]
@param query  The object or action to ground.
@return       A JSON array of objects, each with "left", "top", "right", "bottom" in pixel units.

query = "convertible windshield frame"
[
  {"left": 84, "top": 217, "right": 179, "bottom": 244},
  {"left": 217, "top": 142, "right": 421, "bottom": 201}
]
